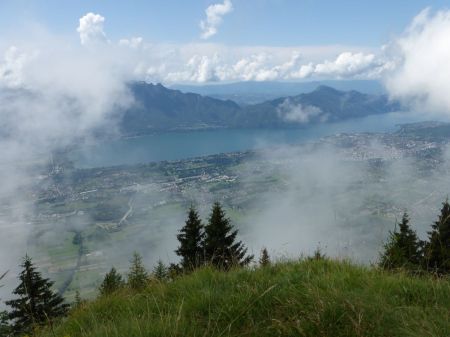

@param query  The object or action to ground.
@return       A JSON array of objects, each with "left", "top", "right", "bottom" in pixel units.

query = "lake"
[{"left": 70, "top": 111, "right": 426, "bottom": 168}]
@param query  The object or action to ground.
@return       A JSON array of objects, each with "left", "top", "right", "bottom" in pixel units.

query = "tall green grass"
[{"left": 40, "top": 259, "right": 450, "bottom": 337}]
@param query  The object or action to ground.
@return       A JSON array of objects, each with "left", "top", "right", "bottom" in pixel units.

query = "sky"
[
  {"left": 0, "top": 1, "right": 450, "bottom": 88},
  {"left": 0, "top": 0, "right": 448, "bottom": 47}
]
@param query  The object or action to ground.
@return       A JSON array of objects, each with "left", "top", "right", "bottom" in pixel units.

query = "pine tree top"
[
  {"left": 259, "top": 248, "right": 270, "bottom": 267},
  {"left": 5, "top": 255, "right": 69, "bottom": 335},
  {"left": 176, "top": 205, "right": 205, "bottom": 271},
  {"left": 128, "top": 252, "right": 149, "bottom": 289},
  {"left": 204, "top": 202, "right": 253, "bottom": 269},
  {"left": 379, "top": 212, "right": 422, "bottom": 270},
  {"left": 99, "top": 267, "right": 124, "bottom": 296},
  {"left": 426, "top": 198, "right": 450, "bottom": 274},
  {"left": 152, "top": 260, "right": 168, "bottom": 281},
  {"left": 430, "top": 200, "right": 448, "bottom": 228}
]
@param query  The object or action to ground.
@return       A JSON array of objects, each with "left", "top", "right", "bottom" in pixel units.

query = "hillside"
[
  {"left": 239, "top": 86, "right": 399, "bottom": 128},
  {"left": 120, "top": 83, "right": 399, "bottom": 135},
  {"left": 39, "top": 259, "right": 450, "bottom": 337},
  {"left": 121, "top": 83, "right": 241, "bottom": 134}
]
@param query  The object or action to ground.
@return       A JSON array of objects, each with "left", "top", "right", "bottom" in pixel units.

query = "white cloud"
[
  {"left": 0, "top": 46, "right": 34, "bottom": 88},
  {"left": 164, "top": 54, "right": 220, "bottom": 83},
  {"left": 289, "top": 52, "right": 386, "bottom": 80},
  {"left": 384, "top": 8, "right": 450, "bottom": 113},
  {"left": 77, "top": 12, "right": 107, "bottom": 46},
  {"left": 277, "top": 99, "right": 326, "bottom": 124},
  {"left": 315, "top": 52, "right": 376, "bottom": 76},
  {"left": 291, "top": 63, "right": 314, "bottom": 79},
  {"left": 160, "top": 52, "right": 295, "bottom": 83},
  {"left": 232, "top": 54, "right": 273, "bottom": 81},
  {"left": 119, "top": 37, "right": 144, "bottom": 49},
  {"left": 136, "top": 44, "right": 386, "bottom": 84},
  {"left": 229, "top": 53, "right": 302, "bottom": 82},
  {"left": 200, "top": 0, "right": 233, "bottom": 40}
]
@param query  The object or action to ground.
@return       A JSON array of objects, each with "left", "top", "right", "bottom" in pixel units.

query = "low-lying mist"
[
  {"left": 0, "top": 38, "right": 136, "bottom": 299},
  {"left": 99, "top": 136, "right": 450, "bottom": 269},
  {"left": 240, "top": 140, "right": 450, "bottom": 262}
]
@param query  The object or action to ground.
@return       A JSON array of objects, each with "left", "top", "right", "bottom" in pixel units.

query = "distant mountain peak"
[{"left": 313, "top": 85, "right": 342, "bottom": 94}]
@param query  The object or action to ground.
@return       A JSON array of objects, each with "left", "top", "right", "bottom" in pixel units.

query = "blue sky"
[
  {"left": 0, "top": 1, "right": 449, "bottom": 86},
  {"left": 0, "top": 0, "right": 448, "bottom": 46}
]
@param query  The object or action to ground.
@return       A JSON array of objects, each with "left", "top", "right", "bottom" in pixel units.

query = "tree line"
[
  {"left": 379, "top": 198, "right": 450, "bottom": 274},
  {"left": 1, "top": 198, "right": 450, "bottom": 336},
  {"left": 0, "top": 202, "right": 256, "bottom": 336},
  {"left": 98, "top": 202, "right": 256, "bottom": 296}
]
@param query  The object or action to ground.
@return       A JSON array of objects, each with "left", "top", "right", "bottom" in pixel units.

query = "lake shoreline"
[{"left": 69, "top": 111, "right": 426, "bottom": 169}]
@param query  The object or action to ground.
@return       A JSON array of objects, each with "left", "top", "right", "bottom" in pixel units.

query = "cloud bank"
[
  {"left": 294, "top": 52, "right": 387, "bottom": 79},
  {"left": 385, "top": 8, "right": 450, "bottom": 113},
  {"left": 152, "top": 47, "right": 383, "bottom": 83},
  {"left": 5, "top": 7, "right": 450, "bottom": 90},
  {"left": 200, "top": 0, "right": 234, "bottom": 39}
]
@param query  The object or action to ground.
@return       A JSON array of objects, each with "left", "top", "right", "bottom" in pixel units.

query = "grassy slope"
[{"left": 41, "top": 260, "right": 450, "bottom": 337}]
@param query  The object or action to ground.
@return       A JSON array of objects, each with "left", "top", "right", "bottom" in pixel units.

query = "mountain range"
[
  {"left": 120, "top": 82, "right": 400, "bottom": 135},
  {"left": 171, "top": 80, "right": 385, "bottom": 105}
]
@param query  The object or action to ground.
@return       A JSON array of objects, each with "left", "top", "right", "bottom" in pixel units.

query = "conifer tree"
[
  {"left": 74, "top": 290, "right": 83, "bottom": 308},
  {"left": 167, "top": 263, "right": 183, "bottom": 280},
  {"left": 310, "top": 246, "right": 326, "bottom": 261},
  {"left": 379, "top": 213, "right": 422, "bottom": 270},
  {"left": 176, "top": 206, "right": 205, "bottom": 271},
  {"left": 99, "top": 267, "right": 124, "bottom": 296},
  {"left": 5, "top": 255, "right": 69, "bottom": 335},
  {"left": 152, "top": 260, "right": 168, "bottom": 281},
  {"left": 72, "top": 232, "right": 82, "bottom": 245},
  {"left": 0, "top": 310, "right": 11, "bottom": 336},
  {"left": 203, "top": 202, "right": 253, "bottom": 270},
  {"left": 259, "top": 247, "right": 271, "bottom": 267},
  {"left": 424, "top": 200, "right": 450, "bottom": 274},
  {"left": 127, "top": 252, "right": 148, "bottom": 290},
  {"left": 0, "top": 271, "right": 9, "bottom": 335}
]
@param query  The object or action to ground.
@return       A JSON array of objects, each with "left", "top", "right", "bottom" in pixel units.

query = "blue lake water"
[{"left": 70, "top": 112, "right": 426, "bottom": 168}]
